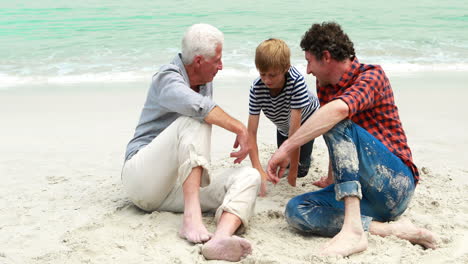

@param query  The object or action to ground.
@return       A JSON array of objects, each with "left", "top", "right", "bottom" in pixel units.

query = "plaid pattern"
[{"left": 317, "top": 57, "right": 419, "bottom": 182}]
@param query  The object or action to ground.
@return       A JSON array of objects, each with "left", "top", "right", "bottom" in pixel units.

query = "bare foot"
[
  {"left": 179, "top": 215, "right": 212, "bottom": 243},
  {"left": 320, "top": 228, "right": 368, "bottom": 257},
  {"left": 202, "top": 235, "right": 252, "bottom": 262},
  {"left": 312, "top": 175, "right": 333, "bottom": 188},
  {"left": 389, "top": 219, "right": 438, "bottom": 249}
]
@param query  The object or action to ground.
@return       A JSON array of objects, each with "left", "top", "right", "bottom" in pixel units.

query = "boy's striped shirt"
[{"left": 249, "top": 66, "right": 319, "bottom": 136}]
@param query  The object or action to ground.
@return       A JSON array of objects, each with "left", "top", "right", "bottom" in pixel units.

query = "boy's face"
[{"left": 259, "top": 68, "right": 287, "bottom": 90}]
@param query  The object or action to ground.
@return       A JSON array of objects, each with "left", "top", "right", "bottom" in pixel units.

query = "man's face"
[
  {"left": 305, "top": 51, "right": 329, "bottom": 86},
  {"left": 259, "top": 68, "right": 287, "bottom": 90},
  {"left": 199, "top": 44, "right": 223, "bottom": 83}
]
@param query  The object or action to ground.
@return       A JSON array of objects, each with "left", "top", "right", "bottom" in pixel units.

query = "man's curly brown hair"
[{"left": 300, "top": 22, "right": 355, "bottom": 61}]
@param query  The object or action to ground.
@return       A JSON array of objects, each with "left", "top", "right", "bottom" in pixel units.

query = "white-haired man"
[{"left": 122, "top": 24, "right": 260, "bottom": 262}]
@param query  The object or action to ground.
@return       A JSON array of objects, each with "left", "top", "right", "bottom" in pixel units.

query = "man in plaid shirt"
[{"left": 267, "top": 22, "right": 437, "bottom": 257}]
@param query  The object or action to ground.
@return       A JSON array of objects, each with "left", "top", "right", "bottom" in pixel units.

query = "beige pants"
[{"left": 122, "top": 116, "right": 260, "bottom": 229}]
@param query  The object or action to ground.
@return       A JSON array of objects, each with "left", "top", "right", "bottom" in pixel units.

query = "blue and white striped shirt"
[{"left": 249, "top": 66, "right": 320, "bottom": 137}]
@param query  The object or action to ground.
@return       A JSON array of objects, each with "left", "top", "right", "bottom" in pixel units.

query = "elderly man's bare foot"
[
  {"left": 202, "top": 235, "right": 252, "bottom": 262},
  {"left": 320, "top": 228, "right": 368, "bottom": 257},
  {"left": 389, "top": 219, "right": 437, "bottom": 249},
  {"left": 179, "top": 215, "right": 212, "bottom": 243}
]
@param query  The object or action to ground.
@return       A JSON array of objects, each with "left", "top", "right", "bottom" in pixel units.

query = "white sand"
[{"left": 0, "top": 72, "right": 467, "bottom": 263}]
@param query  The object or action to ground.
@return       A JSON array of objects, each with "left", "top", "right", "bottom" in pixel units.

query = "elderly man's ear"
[{"left": 192, "top": 55, "right": 204, "bottom": 67}]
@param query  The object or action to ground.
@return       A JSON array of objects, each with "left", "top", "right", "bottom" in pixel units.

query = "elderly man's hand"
[
  {"left": 231, "top": 128, "right": 250, "bottom": 164},
  {"left": 267, "top": 148, "right": 290, "bottom": 184}
]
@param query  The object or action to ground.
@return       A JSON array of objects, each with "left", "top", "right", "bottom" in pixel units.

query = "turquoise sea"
[{"left": 1, "top": 0, "right": 467, "bottom": 89}]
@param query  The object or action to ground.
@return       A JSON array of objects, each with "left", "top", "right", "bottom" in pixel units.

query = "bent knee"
[
  {"left": 284, "top": 196, "right": 304, "bottom": 226},
  {"left": 323, "top": 119, "right": 353, "bottom": 140},
  {"left": 244, "top": 167, "right": 261, "bottom": 185},
  {"left": 231, "top": 167, "right": 261, "bottom": 185}
]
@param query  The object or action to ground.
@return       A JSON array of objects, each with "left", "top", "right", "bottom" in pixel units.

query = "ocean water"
[{"left": 1, "top": 0, "right": 467, "bottom": 88}]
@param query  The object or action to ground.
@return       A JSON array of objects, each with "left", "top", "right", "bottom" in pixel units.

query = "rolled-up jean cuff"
[{"left": 334, "top": 181, "right": 362, "bottom": 201}]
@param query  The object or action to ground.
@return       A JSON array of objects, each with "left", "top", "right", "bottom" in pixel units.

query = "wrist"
[
  {"left": 279, "top": 139, "right": 294, "bottom": 155},
  {"left": 234, "top": 122, "right": 247, "bottom": 136}
]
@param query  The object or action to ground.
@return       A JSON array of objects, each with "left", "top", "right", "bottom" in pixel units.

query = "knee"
[
  {"left": 176, "top": 116, "right": 211, "bottom": 137},
  {"left": 284, "top": 196, "right": 306, "bottom": 230},
  {"left": 323, "top": 119, "right": 353, "bottom": 141},
  {"left": 224, "top": 167, "right": 261, "bottom": 192},
  {"left": 241, "top": 167, "right": 261, "bottom": 187}
]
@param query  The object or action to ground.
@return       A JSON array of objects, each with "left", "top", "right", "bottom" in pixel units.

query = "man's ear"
[
  {"left": 193, "top": 55, "right": 203, "bottom": 67},
  {"left": 322, "top": 50, "right": 331, "bottom": 63}
]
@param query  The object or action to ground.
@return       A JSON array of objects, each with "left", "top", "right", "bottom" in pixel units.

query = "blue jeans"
[
  {"left": 277, "top": 130, "right": 314, "bottom": 178},
  {"left": 285, "top": 120, "right": 415, "bottom": 237}
]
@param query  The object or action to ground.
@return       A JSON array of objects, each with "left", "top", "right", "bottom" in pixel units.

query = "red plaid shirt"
[{"left": 317, "top": 57, "right": 419, "bottom": 182}]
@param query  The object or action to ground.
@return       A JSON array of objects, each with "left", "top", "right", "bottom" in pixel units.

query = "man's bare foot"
[
  {"left": 202, "top": 235, "right": 252, "bottom": 262},
  {"left": 320, "top": 228, "right": 368, "bottom": 257},
  {"left": 312, "top": 175, "right": 333, "bottom": 188},
  {"left": 389, "top": 219, "right": 437, "bottom": 249},
  {"left": 179, "top": 214, "right": 212, "bottom": 243}
]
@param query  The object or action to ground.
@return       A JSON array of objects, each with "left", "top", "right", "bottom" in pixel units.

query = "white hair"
[{"left": 181, "top": 23, "right": 224, "bottom": 65}]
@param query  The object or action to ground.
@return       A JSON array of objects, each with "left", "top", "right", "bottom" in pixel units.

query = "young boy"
[{"left": 248, "top": 38, "right": 320, "bottom": 196}]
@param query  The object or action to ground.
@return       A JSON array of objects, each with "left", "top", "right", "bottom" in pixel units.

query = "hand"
[
  {"left": 287, "top": 170, "right": 297, "bottom": 187},
  {"left": 230, "top": 129, "right": 250, "bottom": 164},
  {"left": 266, "top": 148, "right": 290, "bottom": 185},
  {"left": 259, "top": 179, "right": 267, "bottom": 197},
  {"left": 257, "top": 169, "right": 268, "bottom": 197}
]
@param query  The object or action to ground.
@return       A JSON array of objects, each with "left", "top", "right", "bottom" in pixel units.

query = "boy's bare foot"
[
  {"left": 320, "top": 228, "right": 368, "bottom": 257},
  {"left": 202, "top": 235, "right": 252, "bottom": 262},
  {"left": 179, "top": 214, "right": 212, "bottom": 243},
  {"left": 312, "top": 175, "right": 333, "bottom": 188}
]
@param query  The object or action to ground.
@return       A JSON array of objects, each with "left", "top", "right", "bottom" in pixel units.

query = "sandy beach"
[{"left": 1, "top": 71, "right": 467, "bottom": 264}]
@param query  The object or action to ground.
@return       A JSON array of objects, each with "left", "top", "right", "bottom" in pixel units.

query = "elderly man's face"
[{"left": 199, "top": 44, "right": 223, "bottom": 83}]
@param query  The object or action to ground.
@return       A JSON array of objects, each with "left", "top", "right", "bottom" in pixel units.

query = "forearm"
[
  {"left": 289, "top": 149, "right": 299, "bottom": 175},
  {"left": 248, "top": 137, "right": 263, "bottom": 170},
  {"left": 288, "top": 110, "right": 301, "bottom": 175},
  {"left": 281, "top": 99, "right": 349, "bottom": 155},
  {"left": 205, "top": 106, "right": 246, "bottom": 135}
]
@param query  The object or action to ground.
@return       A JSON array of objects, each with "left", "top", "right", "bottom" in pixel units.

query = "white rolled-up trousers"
[{"left": 122, "top": 116, "right": 260, "bottom": 230}]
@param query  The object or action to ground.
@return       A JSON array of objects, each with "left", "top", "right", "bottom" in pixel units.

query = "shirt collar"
[
  {"left": 171, "top": 53, "right": 191, "bottom": 85},
  {"left": 171, "top": 53, "right": 208, "bottom": 90},
  {"left": 335, "top": 56, "right": 360, "bottom": 88}
]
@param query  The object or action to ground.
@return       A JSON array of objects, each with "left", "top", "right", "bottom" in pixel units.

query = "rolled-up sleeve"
[
  {"left": 154, "top": 70, "right": 217, "bottom": 121},
  {"left": 336, "top": 70, "right": 382, "bottom": 118}
]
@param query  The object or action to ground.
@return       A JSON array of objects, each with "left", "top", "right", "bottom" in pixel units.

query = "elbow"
[{"left": 334, "top": 100, "right": 350, "bottom": 120}]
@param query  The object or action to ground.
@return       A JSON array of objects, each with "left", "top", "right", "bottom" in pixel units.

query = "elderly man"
[
  {"left": 122, "top": 24, "right": 260, "bottom": 262},
  {"left": 267, "top": 22, "right": 437, "bottom": 257}
]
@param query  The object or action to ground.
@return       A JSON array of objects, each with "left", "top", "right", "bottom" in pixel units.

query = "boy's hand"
[
  {"left": 257, "top": 169, "right": 268, "bottom": 197},
  {"left": 287, "top": 171, "right": 297, "bottom": 187},
  {"left": 259, "top": 179, "right": 267, "bottom": 197}
]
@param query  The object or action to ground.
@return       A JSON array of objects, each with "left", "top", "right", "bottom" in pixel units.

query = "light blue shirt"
[{"left": 125, "top": 54, "right": 217, "bottom": 161}]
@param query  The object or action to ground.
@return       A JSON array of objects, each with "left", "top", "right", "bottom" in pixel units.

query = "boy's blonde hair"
[{"left": 255, "top": 38, "right": 291, "bottom": 72}]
